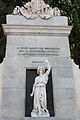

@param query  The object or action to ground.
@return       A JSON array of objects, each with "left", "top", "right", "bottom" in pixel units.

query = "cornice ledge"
[{"left": 2, "top": 24, "right": 72, "bottom": 37}]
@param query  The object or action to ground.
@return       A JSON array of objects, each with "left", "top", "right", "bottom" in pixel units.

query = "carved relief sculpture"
[
  {"left": 13, "top": 0, "right": 60, "bottom": 19},
  {"left": 30, "top": 59, "right": 51, "bottom": 117}
]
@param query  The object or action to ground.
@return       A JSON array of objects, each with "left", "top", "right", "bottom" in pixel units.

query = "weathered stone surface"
[
  {"left": 54, "top": 98, "right": 76, "bottom": 108},
  {"left": 7, "top": 15, "right": 68, "bottom": 26},
  {"left": 55, "top": 107, "right": 78, "bottom": 118},
  {"left": 0, "top": 61, "right": 4, "bottom": 116},
  {"left": 53, "top": 88, "right": 75, "bottom": 99},
  {"left": 53, "top": 78, "right": 74, "bottom": 88},
  {"left": 52, "top": 68, "right": 73, "bottom": 78},
  {"left": 1, "top": 89, "right": 25, "bottom": 118},
  {"left": 7, "top": 36, "right": 69, "bottom": 47},
  {"left": 72, "top": 60, "right": 80, "bottom": 118},
  {"left": 24, "top": 117, "right": 78, "bottom": 120},
  {"left": 3, "top": 57, "right": 72, "bottom": 68},
  {"left": 0, "top": 117, "right": 79, "bottom": 120}
]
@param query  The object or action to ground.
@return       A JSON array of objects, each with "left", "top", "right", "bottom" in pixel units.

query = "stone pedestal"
[
  {"left": 0, "top": 117, "right": 78, "bottom": 120},
  {"left": 0, "top": 15, "right": 79, "bottom": 119}
]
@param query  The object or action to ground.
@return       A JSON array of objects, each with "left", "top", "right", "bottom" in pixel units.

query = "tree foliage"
[{"left": 0, "top": 0, "right": 80, "bottom": 66}]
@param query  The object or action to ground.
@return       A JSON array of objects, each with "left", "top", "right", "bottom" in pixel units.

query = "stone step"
[
  {"left": 0, "top": 117, "right": 78, "bottom": 120},
  {"left": 24, "top": 117, "right": 78, "bottom": 120}
]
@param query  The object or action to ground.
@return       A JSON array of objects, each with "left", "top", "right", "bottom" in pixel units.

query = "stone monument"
[{"left": 0, "top": 0, "right": 79, "bottom": 119}]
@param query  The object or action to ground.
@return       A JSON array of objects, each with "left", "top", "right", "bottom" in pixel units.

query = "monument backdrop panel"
[{"left": 1, "top": 15, "right": 79, "bottom": 120}]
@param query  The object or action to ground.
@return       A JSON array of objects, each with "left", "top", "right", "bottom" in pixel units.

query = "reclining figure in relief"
[{"left": 30, "top": 59, "right": 51, "bottom": 117}]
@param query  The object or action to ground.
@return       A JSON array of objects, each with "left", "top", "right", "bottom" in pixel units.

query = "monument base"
[
  {"left": 31, "top": 110, "right": 50, "bottom": 117},
  {"left": 24, "top": 117, "right": 78, "bottom": 120},
  {"left": 0, "top": 117, "right": 79, "bottom": 120}
]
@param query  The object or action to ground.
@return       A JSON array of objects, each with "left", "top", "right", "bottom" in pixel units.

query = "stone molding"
[{"left": 2, "top": 24, "right": 72, "bottom": 36}]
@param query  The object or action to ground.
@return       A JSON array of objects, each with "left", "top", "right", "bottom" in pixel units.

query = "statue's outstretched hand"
[
  {"left": 30, "top": 93, "right": 33, "bottom": 97},
  {"left": 44, "top": 59, "right": 49, "bottom": 63}
]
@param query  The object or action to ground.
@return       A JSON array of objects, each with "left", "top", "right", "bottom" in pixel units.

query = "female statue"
[{"left": 30, "top": 59, "right": 51, "bottom": 117}]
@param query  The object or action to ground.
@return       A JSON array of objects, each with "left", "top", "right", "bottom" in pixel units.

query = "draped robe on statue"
[{"left": 31, "top": 73, "right": 49, "bottom": 116}]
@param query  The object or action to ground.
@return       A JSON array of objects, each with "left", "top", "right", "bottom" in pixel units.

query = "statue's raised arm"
[{"left": 45, "top": 59, "right": 51, "bottom": 76}]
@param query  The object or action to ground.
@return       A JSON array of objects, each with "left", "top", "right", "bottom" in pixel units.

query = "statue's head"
[{"left": 37, "top": 66, "right": 45, "bottom": 74}]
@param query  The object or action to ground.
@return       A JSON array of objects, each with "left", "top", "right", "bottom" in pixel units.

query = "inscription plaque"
[{"left": 17, "top": 47, "right": 60, "bottom": 56}]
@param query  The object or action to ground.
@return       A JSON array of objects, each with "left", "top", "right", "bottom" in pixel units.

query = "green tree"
[
  {"left": 0, "top": 0, "right": 6, "bottom": 63},
  {"left": 50, "top": 0, "right": 80, "bottom": 66},
  {"left": 69, "top": 4, "right": 80, "bottom": 65}
]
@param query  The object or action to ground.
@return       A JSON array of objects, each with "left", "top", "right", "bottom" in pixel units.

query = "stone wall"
[
  {"left": 72, "top": 60, "right": 80, "bottom": 118},
  {"left": 0, "top": 60, "right": 4, "bottom": 114}
]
